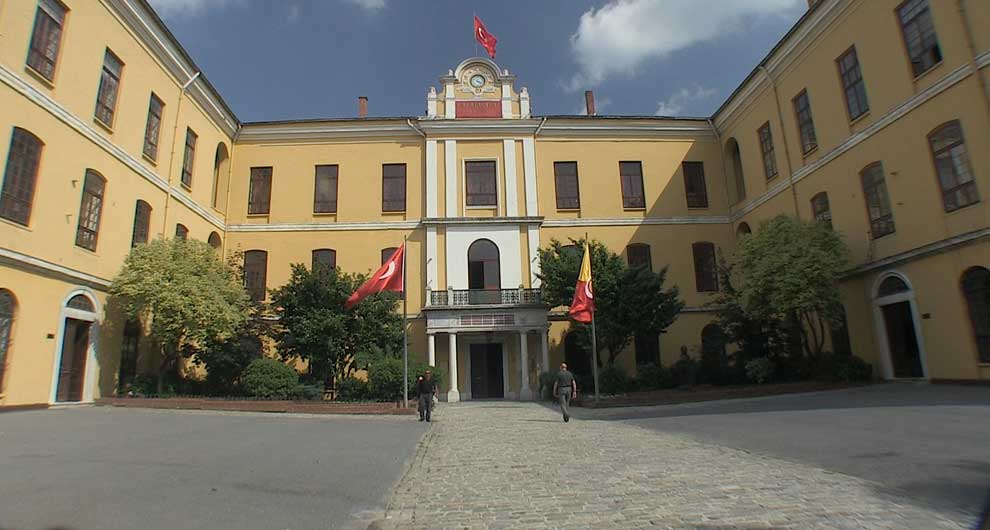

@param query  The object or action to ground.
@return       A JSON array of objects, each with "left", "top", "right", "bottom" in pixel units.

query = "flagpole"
[
  {"left": 402, "top": 236, "right": 409, "bottom": 409},
  {"left": 586, "top": 233, "right": 600, "bottom": 401}
]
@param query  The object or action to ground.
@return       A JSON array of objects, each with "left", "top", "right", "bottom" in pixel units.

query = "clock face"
[{"left": 470, "top": 74, "right": 485, "bottom": 88}]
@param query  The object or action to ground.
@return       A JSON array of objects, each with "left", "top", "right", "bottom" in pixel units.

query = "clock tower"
[{"left": 427, "top": 57, "right": 530, "bottom": 119}]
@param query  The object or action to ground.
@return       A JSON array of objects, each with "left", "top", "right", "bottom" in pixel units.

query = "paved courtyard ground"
[
  {"left": 378, "top": 384, "right": 990, "bottom": 530},
  {"left": 0, "top": 407, "right": 426, "bottom": 530}
]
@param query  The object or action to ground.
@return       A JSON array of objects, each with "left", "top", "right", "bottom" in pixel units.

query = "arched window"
[
  {"left": 118, "top": 319, "right": 140, "bottom": 394},
  {"left": 75, "top": 169, "right": 106, "bottom": 251},
  {"left": 877, "top": 275, "right": 909, "bottom": 297},
  {"left": 67, "top": 294, "right": 95, "bottom": 312},
  {"left": 757, "top": 123, "right": 778, "bottom": 180},
  {"left": 726, "top": 138, "right": 746, "bottom": 203},
  {"left": 381, "top": 247, "right": 398, "bottom": 265},
  {"left": 312, "top": 248, "right": 336, "bottom": 270},
  {"left": 174, "top": 223, "right": 188, "bottom": 240},
  {"left": 0, "top": 289, "right": 15, "bottom": 392},
  {"left": 208, "top": 231, "right": 221, "bottom": 250},
  {"left": 929, "top": 121, "right": 978, "bottom": 212},
  {"left": 701, "top": 323, "right": 727, "bottom": 358},
  {"left": 811, "top": 192, "right": 832, "bottom": 228},
  {"left": 626, "top": 243, "right": 652, "bottom": 271},
  {"left": 736, "top": 222, "right": 751, "bottom": 237},
  {"left": 564, "top": 331, "right": 592, "bottom": 378},
  {"left": 131, "top": 200, "right": 152, "bottom": 247},
  {"left": 961, "top": 267, "right": 990, "bottom": 363},
  {"left": 692, "top": 242, "right": 718, "bottom": 292},
  {"left": 467, "top": 239, "right": 500, "bottom": 290},
  {"left": 243, "top": 250, "right": 268, "bottom": 302},
  {"left": 212, "top": 143, "right": 229, "bottom": 209},
  {"left": 1, "top": 127, "right": 44, "bottom": 226},
  {"left": 861, "top": 162, "right": 895, "bottom": 238}
]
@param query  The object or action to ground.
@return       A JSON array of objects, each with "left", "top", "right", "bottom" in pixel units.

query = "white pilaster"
[
  {"left": 501, "top": 82, "right": 513, "bottom": 118},
  {"left": 522, "top": 137, "right": 538, "bottom": 216},
  {"left": 519, "top": 332, "right": 532, "bottom": 400},
  {"left": 520, "top": 88, "right": 531, "bottom": 119},
  {"left": 444, "top": 81, "right": 455, "bottom": 119},
  {"left": 447, "top": 332, "right": 460, "bottom": 402},
  {"left": 426, "top": 140, "right": 438, "bottom": 218},
  {"left": 428, "top": 334, "right": 436, "bottom": 367},
  {"left": 503, "top": 139, "right": 518, "bottom": 217},
  {"left": 541, "top": 330, "right": 549, "bottom": 374},
  {"left": 527, "top": 225, "right": 541, "bottom": 287},
  {"left": 427, "top": 87, "right": 438, "bottom": 118},
  {"left": 426, "top": 226, "right": 438, "bottom": 291},
  {"left": 445, "top": 140, "right": 457, "bottom": 217}
]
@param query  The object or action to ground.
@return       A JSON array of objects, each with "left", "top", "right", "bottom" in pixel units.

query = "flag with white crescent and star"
[
  {"left": 473, "top": 15, "right": 497, "bottom": 59},
  {"left": 568, "top": 241, "right": 594, "bottom": 323},
  {"left": 344, "top": 243, "right": 404, "bottom": 309}
]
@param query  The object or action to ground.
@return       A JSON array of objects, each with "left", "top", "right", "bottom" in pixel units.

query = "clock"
[{"left": 470, "top": 74, "right": 485, "bottom": 88}]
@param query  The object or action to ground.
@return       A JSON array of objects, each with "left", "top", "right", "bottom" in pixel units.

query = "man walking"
[
  {"left": 552, "top": 362, "right": 578, "bottom": 422},
  {"left": 417, "top": 370, "right": 438, "bottom": 422}
]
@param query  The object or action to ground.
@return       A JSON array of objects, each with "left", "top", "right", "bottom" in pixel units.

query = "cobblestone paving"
[{"left": 374, "top": 402, "right": 972, "bottom": 530}]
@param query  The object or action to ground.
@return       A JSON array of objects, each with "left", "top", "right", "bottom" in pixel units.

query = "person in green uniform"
[{"left": 551, "top": 362, "right": 578, "bottom": 422}]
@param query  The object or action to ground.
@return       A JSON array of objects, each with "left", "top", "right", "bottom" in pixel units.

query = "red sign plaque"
[{"left": 456, "top": 100, "right": 502, "bottom": 118}]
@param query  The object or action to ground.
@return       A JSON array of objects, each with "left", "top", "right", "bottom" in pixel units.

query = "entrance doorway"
[
  {"left": 469, "top": 343, "right": 504, "bottom": 398},
  {"left": 57, "top": 318, "right": 91, "bottom": 402},
  {"left": 873, "top": 274, "right": 927, "bottom": 379}
]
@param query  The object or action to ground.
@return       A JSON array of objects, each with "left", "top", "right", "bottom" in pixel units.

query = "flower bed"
[
  {"left": 96, "top": 397, "right": 417, "bottom": 415},
  {"left": 573, "top": 381, "right": 873, "bottom": 409}
]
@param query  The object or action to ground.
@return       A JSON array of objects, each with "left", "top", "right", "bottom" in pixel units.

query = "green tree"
[
  {"left": 538, "top": 238, "right": 683, "bottom": 366},
  {"left": 736, "top": 215, "right": 849, "bottom": 359},
  {"left": 189, "top": 316, "right": 270, "bottom": 395},
  {"left": 110, "top": 238, "right": 250, "bottom": 392},
  {"left": 268, "top": 263, "right": 402, "bottom": 389}
]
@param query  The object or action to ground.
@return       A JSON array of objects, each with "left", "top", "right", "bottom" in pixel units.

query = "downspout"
[
  {"left": 533, "top": 116, "right": 548, "bottom": 137},
  {"left": 759, "top": 65, "right": 801, "bottom": 219},
  {"left": 406, "top": 118, "right": 426, "bottom": 137},
  {"left": 957, "top": 0, "right": 990, "bottom": 123},
  {"left": 220, "top": 125, "right": 240, "bottom": 258},
  {"left": 160, "top": 72, "right": 201, "bottom": 238},
  {"left": 708, "top": 118, "right": 735, "bottom": 241}
]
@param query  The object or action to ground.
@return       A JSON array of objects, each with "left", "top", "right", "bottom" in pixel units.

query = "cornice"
[
  {"left": 418, "top": 119, "right": 541, "bottom": 136},
  {"left": 422, "top": 216, "right": 543, "bottom": 226},
  {"left": 237, "top": 123, "right": 421, "bottom": 143},
  {"left": 843, "top": 229, "right": 990, "bottom": 278},
  {"left": 0, "top": 247, "right": 112, "bottom": 290},
  {"left": 543, "top": 216, "right": 730, "bottom": 228},
  {"left": 226, "top": 220, "right": 421, "bottom": 232},
  {"left": 538, "top": 121, "right": 714, "bottom": 139}
]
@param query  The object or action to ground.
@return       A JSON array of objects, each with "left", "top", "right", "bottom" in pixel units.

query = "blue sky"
[{"left": 149, "top": 0, "right": 807, "bottom": 122}]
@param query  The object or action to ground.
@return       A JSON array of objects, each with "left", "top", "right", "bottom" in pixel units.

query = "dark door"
[
  {"left": 881, "top": 302, "right": 924, "bottom": 378},
  {"left": 469, "top": 343, "right": 504, "bottom": 399},
  {"left": 57, "top": 318, "right": 90, "bottom": 402}
]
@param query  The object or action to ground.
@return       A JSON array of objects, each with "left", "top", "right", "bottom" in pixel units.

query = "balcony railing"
[{"left": 427, "top": 288, "right": 543, "bottom": 307}]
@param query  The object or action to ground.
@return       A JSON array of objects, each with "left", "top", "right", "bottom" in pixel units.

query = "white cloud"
[
  {"left": 342, "top": 0, "right": 386, "bottom": 11},
  {"left": 654, "top": 85, "right": 718, "bottom": 116},
  {"left": 148, "top": 0, "right": 242, "bottom": 17},
  {"left": 565, "top": 0, "right": 803, "bottom": 91},
  {"left": 286, "top": 3, "right": 302, "bottom": 23}
]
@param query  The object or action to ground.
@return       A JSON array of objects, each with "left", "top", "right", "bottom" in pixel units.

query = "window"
[
  {"left": 692, "top": 242, "right": 718, "bottom": 292},
  {"left": 635, "top": 333, "right": 659, "bottom": 367},
  {"left": 243, "top": 250, "right": 268, "bottom": 302},
  {"left": 878, "top": 276, "right": 909, "bottom": 297},
  {"left": 929, "top": 121, "right": 978, "bottom": 212},
  {"left": 312, "top": 249, "right": 336, "bottom": 270},
  {"left": 208, "top": 231, "right": 221, "bottom": 249},
  {"left": 174, "top": 224, "right": 188, "bottom": 240},
  {"left": 626, "top": 243, "right": 652, "bottom": 271},
  {"left": 382, "top": 163, "right": 406, "bottom": 212},
  {"left": 554, "top": 162, "right": 580, "bottom": 210},
  {"left": 961, "top": 267, "right": 990, "bottom": 363},
  {"left": 0, "top": 128, "right": 44, "bottom": 226},
  {"left": 757, "top": 123, "right": 777, "bottom": 179},
  {"left": 94, "top": 50, "right": 123, "bottom": 127},
  {"left": 861, "top": 162, "right": 895, "bottom": 238},
  {"left": 837, "top": 47, "right": 869, "bottom": 120},
  {"left": 212, "top": 144, "right": 229, "bottom": 209},
  {"left": 792, "top": 90, "right": 818, "bottom": 154},
  {"left": 75, "top": 169, "right": 106, "bottom": 251},
  {"left": 619, "top": 161, "right": 645, "bottom": 209},
  {"left": 727, "top": 139, "right": 746, "bottom": 201},
  {"left": 131, "top": 200, "right": 152, "bottom": 247},
  {"left": 682, "top": 161, "right": 708, "bottom": 208},
  {"left": 467, "top": 239, "right": 500, "bottom": 290},
  {"left": 811, "top": 192, "right": 832, "bottom": 228},
  {"left": 143, "top": 94, "right": 164, "bottom": 161},
  {"left": 897, "top": 0, "right": 941, "bottom": 77},
  {"left": 314, "top": 165, "right": 338, "bottom": 213},
  {"left": 26, "top": 0, "right": 67, "bottom": 81},
  {"left": 466, "top": 160, "right": 497, "bottom": 207},
  {"left": 67, "top": 294, "right": 94, "bottom": 312},
  {"left": 0, "top": 290, "right": 14, "bottom": 392},
  {"left": 180, "top": 128, "right": 196, "bottom": 189},
  {"left": 381, "top": 247, "right": 398, "bottom": 265},
  {"left": 248, "top": 167, "right": 272, "bottom": 214},
  {"left": 118, "top": 319, "right": 140, "bottom": 394},
  {"left": 736, "top": 222, "right": 752, "bottom": 237}
]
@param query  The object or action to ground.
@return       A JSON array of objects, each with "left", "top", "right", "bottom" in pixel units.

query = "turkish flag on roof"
[
  {"left": 568, "top": 242, "right": 594, "bottom": 323},
  {"left": 345, "top": 244, "right": 404, "bottom": 309},
  {"left": 474, "top": 15, "right": 497, "bottom": 59}
]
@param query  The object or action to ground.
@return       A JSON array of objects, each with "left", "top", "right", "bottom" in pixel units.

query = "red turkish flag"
[
  {"left": 474, "top": 16, "right": 497, "bottom": 59},
  {"left": 345, "top": 244, "right": 404, "bottom": 309},
  {"left": 568, "top": 242, "right": 594, "bottom": 323}
]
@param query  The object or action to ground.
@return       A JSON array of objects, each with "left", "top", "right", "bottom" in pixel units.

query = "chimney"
[
  {"left": 584, "top": 90, "right": 596, "bottom": 116},
  {"left": 358, "top": 96, "right": 368, "bottom": 118}
]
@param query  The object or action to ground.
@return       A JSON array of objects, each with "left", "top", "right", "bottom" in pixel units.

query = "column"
[
  {"left": 541, "top": 329, "right": 549, "bottom": 374},
  {"left": 447, "top": 332, "right": 460, "bottom": 402},
  {"left": 519, "top": 331, "right": 532, "bottom": 400},
  {"left": 428, "top": 334, "right": 436, "bottom": 367}
]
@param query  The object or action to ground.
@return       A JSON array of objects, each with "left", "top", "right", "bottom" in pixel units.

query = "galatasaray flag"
[
  {"left": 345, "top": 244, "right": 404, "bottom": 309},
  {"left": 568, "top": 242, "right": 594, "bottom": 323}
]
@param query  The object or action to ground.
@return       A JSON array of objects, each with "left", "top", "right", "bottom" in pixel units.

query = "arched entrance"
[
  {"left": 467, "top": 239, "right": 500, "bottom": 304},
  {"left": 51, "top": 290, "right": 100, "bottom": 402},
  {"left": 872, "top": 273, "right": 927, "bottom": 379}
]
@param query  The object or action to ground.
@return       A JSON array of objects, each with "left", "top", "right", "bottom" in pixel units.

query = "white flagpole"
[
  {"left": 586, "top": 233, "right": 600, "bottom": 401},
  {"left": 402, "top": 236, "right": 409, "bottom": 409}
]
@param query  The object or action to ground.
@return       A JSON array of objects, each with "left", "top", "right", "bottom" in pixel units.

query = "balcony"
[{"left": 426, "top": 288, "right": 544, "bottom": 308}]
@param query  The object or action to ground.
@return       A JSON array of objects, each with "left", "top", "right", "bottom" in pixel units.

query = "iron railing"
[{"left": 428, "top": 288, "right": 543, "bottom": 307}]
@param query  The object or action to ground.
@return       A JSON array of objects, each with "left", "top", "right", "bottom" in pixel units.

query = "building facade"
[{"left": 1, "top": 0, "right": 988, "bottom": 408}]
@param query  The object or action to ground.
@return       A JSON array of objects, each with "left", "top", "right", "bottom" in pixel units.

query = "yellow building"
[{"left": 1, "top": 0, "right": 988, "bottom": 408}]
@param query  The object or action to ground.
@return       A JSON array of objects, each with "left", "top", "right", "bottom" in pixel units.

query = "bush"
[
  {"left": 745, "top": 357, "right": 775, "bottom": 384},
  {"left": 634, "top": 363, "right": 673, "bottom": 391},
  {"left": 599, "top": 365, "right": 629, "bottom": 395},
  {"left": 240, "top": 358, "right": 299, "bottom": 398},
  {"left": 815, "top": 353, "right": 872, "bottom": 382},
  {"left": 288, "top": 383, "right": 323, "bottom": 401},
  {"left": 539, "top": 371, "right": 558, "bottom": 401},
  {"left": 410, "top": 361, "right": 446, "bottom": 394},
  {"left": 367, "top": 357, "right": 447, "bottom": 402},
  {"left": 336, "top": 377, "right": 371, "bottom": 401},
  {"left": 126, "top": 374, "right": 159, "bottom": 397},
  {"left": 670, "top": 349, "right": 699, "bottom": 387}
]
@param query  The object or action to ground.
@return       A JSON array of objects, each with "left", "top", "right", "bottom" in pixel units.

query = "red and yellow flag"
[{"left": 568, "top": 242, "right": 594, "bottom": 323}]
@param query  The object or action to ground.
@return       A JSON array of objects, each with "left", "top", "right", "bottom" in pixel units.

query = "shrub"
[
  {"left": 538, "top": 371, "right": 558, "bottom": 401},
  {"left": 127, "top": 374, "right": 159, "bottom": 397},
  {"left": 670, "top": 349, "right": 699, "bottom": 387},
  {"left": 634, "top": 363, "right": 673, "bottom": 391},
  {"left": 815, "top": 353, "right": 872, "bottom": 382},
  {"left": 368, "top": 357, "right": 447, "bottom": 402},
  {"left": 745, "top": 357, "right": 775, "bottom": 384},
  {"left": 336, "top": 377, "right": 371, "bottom": 401},
  {"left": 599, "top": 365, "right": 629, "bottom": 395},
  {"left": 288, "top": 383, "right": 323, "bottom": 401},
  {"left": 240, "top": 358, "right": 299, "bottom": 398},
  {"left": 410, "top": 361, "right": 446, "bottom": 393}
]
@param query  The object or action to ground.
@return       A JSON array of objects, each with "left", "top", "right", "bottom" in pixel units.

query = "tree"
[
  {"left": 736, "top": 215, "right": 849, "bottom": 359},
  {"left": 189, "top": 316, "right": 270, "bottom": 395},
  {"left": 538, "top": 238, "right": 683, "bottom": 366},
  {"left": 268, "top": 263, "right": 402, "bottom": 389},
  {"left": 110, "top": 238, "right": 250, "bottom": 392}
]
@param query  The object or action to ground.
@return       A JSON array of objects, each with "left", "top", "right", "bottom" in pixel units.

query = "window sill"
[
  {"left": 382, "top": 210, "right": 407, "bottom": 215},
  {"left": 74, "top": 245, "right": 99, "bottom": 257},
  {"left": 0, "top": 216, "right": 31, "bottom": 231},
  {"left": 313, "top": 211, "right": 338, "bottom": 217},
  {"left": 465, "top": 205, "right": 498, "bottom": 210},
  {"left": 801, "top": 146, "right": 820, "bottom": 159},
  {"left": 142, "top": 153, "right": 158, "bottom": 166},
  {"left": 180, "top": 183, "right": 192, "bottom": 192},
  {"left": 93, "top": 118, "right": 114, "bottom": 134},
  {"left": 622, "top": 207, "right": 647, "bottom": 212},
  {"left": 848, "top": 111, "right": 871, "bottom": 126},
  {"left": 943, "top": 200, "right": 981, "bottom": 216},
  {"left": 556, "top": 207, "right": 581, "bottom": 212},
  {"left": 911, "top": 61, "right": 944, "bottom": 84},
  {"left": 246, "top": 213, "right": 270, "bottom": 218},
  {"left": 24, "top": 65, "right": 56, "bottom": 88},
  {"left": 765, "top": 173, "right": 779, "bottom": 182},
  {"left": 870, "top": 231, "right": 896, "bottom": 241},
  {"left": 687, "top": 206, "right": 710, "bottom": 211}
]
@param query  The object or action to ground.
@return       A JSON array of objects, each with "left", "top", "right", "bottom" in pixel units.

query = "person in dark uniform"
[
  {"left": 551, "top": 362, "right": 577, "bottom": 422},
  {"left": 416, "top": 370, "right": 438, "bottom": 422}
]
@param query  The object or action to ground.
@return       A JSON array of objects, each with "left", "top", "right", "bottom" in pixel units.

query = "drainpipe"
[
  {"left": 957, "top": 0, "right": 990, "bottom": 124},
  {"left": 160, "top": 72, "right": 201, "bottom": 238},
  {"left": 759, "top": 65, "right": 801, "bottom": 219},
  {"left": 219, "top": 126, "right": 240, "bottom": 258},
  {"left": 533, "top": 116, "right": 548, "bottom": 137},
  {"left": 708, "top": 118, "right": 735, "bottom": 241},
  {"left": 406, "top": 119, "right": 426, "bottom": 137}
]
